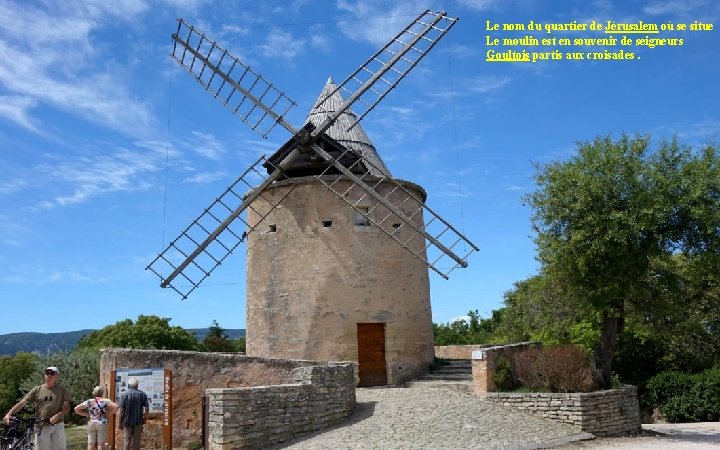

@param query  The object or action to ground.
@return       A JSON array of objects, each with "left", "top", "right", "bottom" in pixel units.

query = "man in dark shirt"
[{"left": 117, "top": 377, "right": 149, "bottom": 450}]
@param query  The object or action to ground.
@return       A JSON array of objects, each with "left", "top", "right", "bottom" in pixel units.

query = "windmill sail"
[
  {"left": 146, "top": 156, "right": 296, "bottom": 299},
  {"left": 310, "top": 10, "right": 458, "bottom": 137},
  {"left": 171, "top": 19, "right": 298, "bottom": 138},
  {"left": 148, "top": 10, "right": 477, "bottom": 297}
]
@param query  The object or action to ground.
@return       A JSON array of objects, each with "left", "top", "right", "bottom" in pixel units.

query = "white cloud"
[
  {"left": 655, "top": 118, "right": 720, "bottom": 142},
  {"left": 467, "top": 76, "right": 511, "bottom": 93},
  {"left": 161, "top": 0, "right": 210, "bottom": 13},
  {"left": 0, "top": 213, "right": 28, "bottom": 247},
  {"left": 449, "top": 314, "right": 470, "bottom": 324},
  {"left": 455, "top": 0, "right": 498, "bottom": 11},
  {"left": 0, "top": 96, "right": 39, "bottom": 132},
  {"left": 642, "top": 0, "right": 703, "bottom": 15},
  {"left": 184, "top": 170, "right": 228, "bottom": 185},
  {"left": 36, "top": 145, "right": 165, "bottom": 208},
  {"left": 0, "top": 178, "right": 28, "bottom": 195},
  {"left": 1, "top": 265, "right": 99, "bottom": 284},
  {"left": 443, "top": 44, "right": 478, "bottom": 58},
  {"left": 0, "top": 1, "right": 156, "bottom": 137},
  {"left": 336, "top": 0, "right": 427, "bottom": 47},
  {"left": 257, "top": 28, "right": 306, "bottom": 60},
  {"left": 310, "top": 34, "right": 332, "bottom": 52},
  {"left": 428, "top": 76, "right": 510, "bottom": 99},
  {"left": 189, "top": 131, "right": 227, "bottom": 160}
]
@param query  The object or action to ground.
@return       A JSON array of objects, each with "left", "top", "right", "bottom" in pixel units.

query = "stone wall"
[
  {"left": 100, "top": 349, "right": 355, "bottom": 449},
  {"left": 207, "top": 363, "right": 355, "bottom": 449},
  {"left": 486, "top": 386, "right": 641, "bottom": 436},
  {"left": 471, "top": 342, "right": 539, "bottom": 396},
  {"left": 434, "top": 344, "right": 495, "bottom": 360}
]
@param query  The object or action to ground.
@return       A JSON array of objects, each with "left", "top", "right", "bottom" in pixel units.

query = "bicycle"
[{"left": 0, "top": 416, "right": 44, "bottom": 450}]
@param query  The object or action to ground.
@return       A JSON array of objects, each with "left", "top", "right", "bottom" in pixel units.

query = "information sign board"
[{"left": 115, "top": 368, "right": 165, "bottom": 413}]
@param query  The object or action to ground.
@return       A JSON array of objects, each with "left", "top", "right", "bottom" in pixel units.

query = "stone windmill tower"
[
  {"left": 147, "top": 11, "right": 478, "bottom": 386},
  {"left": 245, "top": 77, "right": 435, "bottom": 385}
]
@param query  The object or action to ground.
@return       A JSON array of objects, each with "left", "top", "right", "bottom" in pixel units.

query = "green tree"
[
  {"left": 433, "top": 310, "right": 499, "bottom": 345},
  {"left": 201, "top": 320, "right": 235, "bottom": 352},
  {"left": 495, "top": 274, "right": 592, "bottom": 346},
  {"left": 76, "top": 315, "right": 198, "bottom": 350},
  {"left": 526, "top": 135, "right": 720, "bottom": 388},
  {"left": 0, "top": 352, "right": 37, "bottom": 414},
  {"left": 233, "top": 336, "right": 247, "bottom": 353}
]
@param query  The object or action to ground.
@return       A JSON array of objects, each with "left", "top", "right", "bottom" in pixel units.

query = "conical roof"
[{"left": 305, "top": 77, "right": 392, "bottom": 177}]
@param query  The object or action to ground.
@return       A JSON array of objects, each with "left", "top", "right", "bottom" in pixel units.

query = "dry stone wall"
[
  {"left": 471, "top": 342, "right": 540, "bottom": 396},
  {"left": 467, "top": 343, "right": 641, "bottom": 436},
  {"left": 99, "top": 349, "right": 355, "bottom": 449},
  {"left": 434, "top": 344, "right": 496, "bottom": 360},
  {"left": 486, "top": 386, "right": 641, "bottom": 436},
  {"left": 207, "top": 364, "right": 355, "bottom": 449}
]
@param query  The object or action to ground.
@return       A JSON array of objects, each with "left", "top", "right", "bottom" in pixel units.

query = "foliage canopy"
[
  {"left": 76, "top": 315, "right": 199, "bottom": 351},
  {"left": 522, "top": 135, "right": 720, "bottom": 387}
]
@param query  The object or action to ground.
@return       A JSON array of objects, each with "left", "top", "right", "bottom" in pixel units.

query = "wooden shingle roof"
[
  {"left": 305, "top": 76, "right": 391, "bottom": 177},
  {"left": 263, "top": 77, "right": 391, "bottom": 178}
]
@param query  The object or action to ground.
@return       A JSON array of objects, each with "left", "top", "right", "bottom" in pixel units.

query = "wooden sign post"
[
  {"left": 163, "top": 368, "right": 173, "bottom": 450},
  {"left": 109, "top": 370, "right": 116, "bottom": 450}
]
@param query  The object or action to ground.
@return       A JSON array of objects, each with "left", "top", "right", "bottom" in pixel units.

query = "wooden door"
[{"left": 357, "top": 323, "right": 387, "bottom": 386}]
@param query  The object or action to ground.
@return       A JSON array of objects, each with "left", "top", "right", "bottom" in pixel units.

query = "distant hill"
[
  {"left": 0, "top": 328, "right": 245, "bottom": 356},
  {"left": 187, "top": 328, "right": 245, "bottom": 341}
]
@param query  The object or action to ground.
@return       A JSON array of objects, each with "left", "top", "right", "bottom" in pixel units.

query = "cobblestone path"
[{"left": 270, "top": 385, "right": 592, "bottom": 449}]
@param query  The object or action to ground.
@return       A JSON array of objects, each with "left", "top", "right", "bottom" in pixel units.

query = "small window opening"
[
  {"left": 269, "top": 224, "right": 277, "bottom": 232},
  {"left": 354, "top": 207, "right": 371, "bottom": 226},
  {"left": 322, "top": 220, "right": 333, "bottom": 227}
]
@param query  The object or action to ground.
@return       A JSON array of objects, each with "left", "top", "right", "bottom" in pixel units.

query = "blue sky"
[{"left": 1, "top": 0, "right": 718, "bottom": 334}]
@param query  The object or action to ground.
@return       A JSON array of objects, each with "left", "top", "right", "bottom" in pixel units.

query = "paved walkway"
[
  {"left": 271, "top": 385, "right": 592, "bottom": 449},
  {"left": 270, "top": 385, "right": 720, "bottom": 449},
  {"left": 557, "top": 422, "right": 720, "bottom": 449}
]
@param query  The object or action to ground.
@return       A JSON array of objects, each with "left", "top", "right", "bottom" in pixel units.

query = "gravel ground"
[
  {"left": 556, "top": 422, "right": 720, "bottom": 449},
  {"left": 268, "top": 385, "right": 720, "bottom": 450},
  {"left": 270, "top": 385, "right": 592, "bottom": 449}
]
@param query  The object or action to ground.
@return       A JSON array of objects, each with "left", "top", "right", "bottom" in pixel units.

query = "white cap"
[{"left": 45, "top": 366, "right": 59, "bottom": 374}]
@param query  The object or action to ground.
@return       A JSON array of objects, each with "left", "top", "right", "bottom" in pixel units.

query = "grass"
[{"left": 65, "top": 424, "right": 87, "bottom": 450}]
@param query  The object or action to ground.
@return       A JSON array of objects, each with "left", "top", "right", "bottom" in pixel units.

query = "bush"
[
  {"left": 492, "top": 356, "right": 514, "bottom": 391},
  {"left": 507, "top": 345, "right": 596, "bottom": 393},
  {"left": 645, "top": 370, "right": 694, "bottom": 407},
  {"left": 647, "top": 365, "right": 720, "bottom": 422},
  {"left": 0, "top": 353, "right": 38, "bottom": 415}
]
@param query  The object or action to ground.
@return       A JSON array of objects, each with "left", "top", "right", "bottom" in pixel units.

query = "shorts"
[{"left": 87, "top": 421, "right": 108, "bottom": 444}]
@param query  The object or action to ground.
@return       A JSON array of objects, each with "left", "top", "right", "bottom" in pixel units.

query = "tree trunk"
[{"left": 593, "top": 311, "right": 624, "bottom": 389}]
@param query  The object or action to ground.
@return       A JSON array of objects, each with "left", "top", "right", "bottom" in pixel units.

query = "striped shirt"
[{"left": 118, "top": 388, "right": 148, "bottom": 426}]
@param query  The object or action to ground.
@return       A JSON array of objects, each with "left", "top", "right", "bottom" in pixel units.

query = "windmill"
[{"left": 147, "top": 11, "right": 479, "bottom": 385}]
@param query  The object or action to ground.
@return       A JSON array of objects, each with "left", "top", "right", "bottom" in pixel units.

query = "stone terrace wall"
[
  {"left": 100, "top": 349, "right": 352, "bottom": 449},
  {"left": 434, "top": 344, "right": 496, "bottom": 360},
  {"left": 486, "top": 386, "right": 641, "bottom": 437},
  {"left": 471, "top": 342, "right": 539, "bottom": 396},
  {"left": 207, "top": 363, "right": 355, "bottom": 449}
]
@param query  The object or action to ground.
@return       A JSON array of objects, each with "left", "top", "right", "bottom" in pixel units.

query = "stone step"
[
  {"left": 404, "top": 379, "right": 474, "bottom": 394},
  {"left": 430, "top": 362, "right": 472, "bottom": 376},
  {"left": 418, "top": 372, "right": 472, "bottom": 381},
  {"left": 430, "top": 366, "right": 471, "bottom": 374},
  {"left": 438, "top": 359, "right": 471, "bottom": 365}
]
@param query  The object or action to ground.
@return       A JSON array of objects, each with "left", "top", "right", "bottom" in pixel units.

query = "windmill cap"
[{"left": 45, "top": 366, "right": 59, "bottom": 374}]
